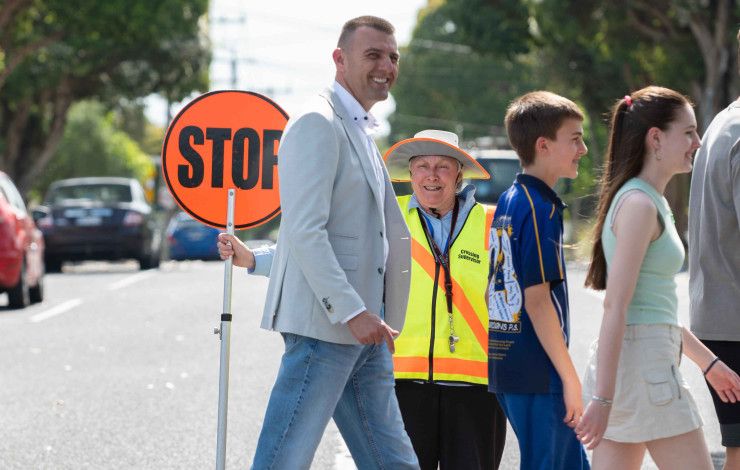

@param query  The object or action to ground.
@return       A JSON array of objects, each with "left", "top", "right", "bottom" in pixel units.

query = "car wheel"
[
  {"left": 139, "top": 246, "right": 161, "bottom": 270},
  {"left": 139, "top": 252, "right": 153, "bottom": 270},
  {"left": 150, "top": 248, "right": 161, "bottom": 269},
  {"left": 8, "top": 263, "right": 30, "bottom": 309},
  {"left": 29, "top": 275, "right": 44, "bottom": 304},
  {"left": 45, "top": 257, "right": 63, "bottom": 273}
]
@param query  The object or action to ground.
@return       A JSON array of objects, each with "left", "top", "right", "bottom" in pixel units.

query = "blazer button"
[
  {"left": 379, "top": 231, "right": 383, "bottom": 237},
  {"left": 377, "top": 267, "right": 383, "bottom": 274}
]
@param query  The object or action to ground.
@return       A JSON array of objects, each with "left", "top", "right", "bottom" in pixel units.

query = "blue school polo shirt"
[{"left": 487, "top": 173, "right": 569, "bottom": 394}]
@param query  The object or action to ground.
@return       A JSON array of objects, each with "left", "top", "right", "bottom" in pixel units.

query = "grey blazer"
[{"left": 260, "top": 87, "right": 411, "bottom": 344}]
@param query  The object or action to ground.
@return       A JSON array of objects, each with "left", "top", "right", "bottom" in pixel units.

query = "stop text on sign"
[{"left": 177, "top": 126, "right": 281, "bottom": 190}]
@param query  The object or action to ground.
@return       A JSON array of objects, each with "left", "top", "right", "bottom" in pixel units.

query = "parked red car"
[{"left": 0, "top": 171, "right": 44, "bottom": 308}]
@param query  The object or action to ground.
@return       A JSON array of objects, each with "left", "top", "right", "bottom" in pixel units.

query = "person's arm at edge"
[
  {"left": 682, "top": 328, "right": 740, "bottom": 403},
  {"left": 576, "top": 191, "right": 659, "bottom": 449},
  {"left": 733, "top": 141, "right": 740, "bottom": 234}
]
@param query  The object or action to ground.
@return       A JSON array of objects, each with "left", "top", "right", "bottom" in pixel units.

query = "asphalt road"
[
  {"left": 0, "top": 260, "right": 727, "bottom": 469},
  {"left": 0, "top": 260, "right": 340, "bottom": 469}
]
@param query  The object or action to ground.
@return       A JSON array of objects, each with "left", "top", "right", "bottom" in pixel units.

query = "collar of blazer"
[{"left": 319, "top": 87, "right": 386, "bottom": 214}]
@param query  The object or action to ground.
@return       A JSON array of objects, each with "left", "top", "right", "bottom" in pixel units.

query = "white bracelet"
[{"left": 592, "top": 395, "right": 613, "bottom": 407}]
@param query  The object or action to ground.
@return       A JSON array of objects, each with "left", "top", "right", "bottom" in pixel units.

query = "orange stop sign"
[{"left": 161, "top": 90, "right": 288, "bottom": 229}]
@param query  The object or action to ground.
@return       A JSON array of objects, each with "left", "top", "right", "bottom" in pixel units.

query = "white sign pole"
[{"left": 215, "top": 188, "right": 235, "bottom": 470}]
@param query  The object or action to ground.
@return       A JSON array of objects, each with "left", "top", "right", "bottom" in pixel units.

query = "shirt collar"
[
  {"left": 332, "top": 81, "right": 379, "bottom": 135},
  {"left": 516, "top": 173, "right": 566, "bottom": 208},
  {"left": 408, "top": 195, "right": 452, "bottom": 221}
]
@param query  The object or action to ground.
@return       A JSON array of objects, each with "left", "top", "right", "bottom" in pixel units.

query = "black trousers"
[{"left": 395, "top": 381, "right": 507, "bottom": 470}]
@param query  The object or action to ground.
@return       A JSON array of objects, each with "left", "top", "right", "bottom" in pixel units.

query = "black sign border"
[{"left": 161, "top": 90, "right": 289, "bottom": 229}]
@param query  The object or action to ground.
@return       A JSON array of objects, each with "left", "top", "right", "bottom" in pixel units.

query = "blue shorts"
[{"left": 498, "top": 392, "right": 590, "bottom": 470}]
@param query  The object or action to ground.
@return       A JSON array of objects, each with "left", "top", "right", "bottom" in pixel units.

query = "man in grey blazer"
[{"left": 219, "top": 16, "right": 418, "bottom": 470}]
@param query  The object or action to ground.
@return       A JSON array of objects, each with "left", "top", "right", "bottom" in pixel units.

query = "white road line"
[
  {"left": 107, "top": 271, "right": 155, "bottom": 291},
  {"left": 30, "top": 298, "right": 83, "bottom": 323}
]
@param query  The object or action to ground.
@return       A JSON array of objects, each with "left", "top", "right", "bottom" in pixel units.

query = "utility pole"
[{"left": 210, "top": 14, "right": 247, "bottom": 90}]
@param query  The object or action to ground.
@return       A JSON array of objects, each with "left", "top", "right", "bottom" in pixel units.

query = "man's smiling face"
[{"left": 333, "top": 26, "right": 399, "bottom": 111}]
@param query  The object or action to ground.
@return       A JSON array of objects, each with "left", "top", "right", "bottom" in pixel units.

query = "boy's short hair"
[{"left": 504, "top": 91, "right": 584, "bottom": 167}]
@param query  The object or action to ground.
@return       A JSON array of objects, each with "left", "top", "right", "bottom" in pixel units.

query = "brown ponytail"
[{"left": 584, "top": 86, "right": 692, "bottom": 290}]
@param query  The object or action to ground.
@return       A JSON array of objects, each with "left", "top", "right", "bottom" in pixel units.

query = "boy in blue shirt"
[{"left": 488, "top": 91, "right": 589, "bottom": 469}]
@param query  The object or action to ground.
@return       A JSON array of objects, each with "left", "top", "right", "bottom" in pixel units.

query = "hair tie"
[{"left": 624, "top": 95, "right": 633, "bottom": 107}]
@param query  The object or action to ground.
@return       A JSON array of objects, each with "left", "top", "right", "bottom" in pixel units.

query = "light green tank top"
[{"left": 602, "top": 177, "right": 684, "bottom": 325}]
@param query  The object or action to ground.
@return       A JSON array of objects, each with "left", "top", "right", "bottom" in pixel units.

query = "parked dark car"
[
  {"left": 0, "top": 171, "right": 44, "bottom": 308},
  {"left": 466, "top": 149, "right": 522, "bottom": 206},
  {"left": 166, "top": 212, "right": 221, "bottom": 261},
  {"left": 35, "top": 177, "right": 162, "bottom": 271}
]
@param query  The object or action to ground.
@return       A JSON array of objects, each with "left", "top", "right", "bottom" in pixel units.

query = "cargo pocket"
[{"left": 643, "top": 367, "right": 674, "bottom": 406}]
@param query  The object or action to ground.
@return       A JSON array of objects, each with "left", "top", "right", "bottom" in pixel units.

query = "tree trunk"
[
  {"left": 1, "top": 98, "right": 31, "bottom": 176},
  {"left": 17, "top": 82, "right": 73, "bottom": 193},
  {"left": 688, "top": 0, "right": 731, "bottom": 130},
  {"left": 18, "top": 101, "right": 72, "bottom": 193}
]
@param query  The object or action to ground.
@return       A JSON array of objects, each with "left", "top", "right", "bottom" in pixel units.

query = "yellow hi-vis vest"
[{"left": 393, "top": 195, "right": 495, "bottom": 384}]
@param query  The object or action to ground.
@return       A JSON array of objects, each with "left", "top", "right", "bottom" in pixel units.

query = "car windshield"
[
  {"left": 469, "top": 159, "right": 520, "bottom": 205},
  {"left": 47, "top": 183, "right": 132, "bottom": 204}
]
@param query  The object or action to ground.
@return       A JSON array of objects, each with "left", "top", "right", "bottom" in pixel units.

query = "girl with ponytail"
[{"left": 575, "top": 86, "right": 740, "bottom": 469}]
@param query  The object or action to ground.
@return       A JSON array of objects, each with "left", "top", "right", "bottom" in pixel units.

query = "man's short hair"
[
  {"left": 337, "top": 16, "right": 395, "bottom": 48},
  {"left": 504, "top": 91, "right": 584, "bottom": 167}
]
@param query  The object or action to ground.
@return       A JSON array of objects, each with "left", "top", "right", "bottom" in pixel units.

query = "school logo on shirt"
[{"left": 488, "top": 220, "right": 522, "bottom": 333}]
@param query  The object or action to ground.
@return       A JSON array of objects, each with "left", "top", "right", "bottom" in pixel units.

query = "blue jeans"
[{"left": 251, "top": 333, "right": 419, "bottom": 470}]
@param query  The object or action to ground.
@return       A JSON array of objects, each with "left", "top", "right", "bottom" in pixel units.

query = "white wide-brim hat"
[{"left": 383, "top": 129, "right": 490, "bottom": 182}]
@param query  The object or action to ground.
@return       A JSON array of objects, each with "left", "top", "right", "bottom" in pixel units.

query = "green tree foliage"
[
  {"left": 401, "top": 0, "right": 739, "bottom": 232},
  {"left": 0, "top": 0, "right": 209, "bottom": 194},
  {"left": 34, "top": 100, "right": 153, "bottom": 200},
  {"left": 113, "top": 100, "right": 166, "bottom": 156},
  {"left": 390, "top": 1, "right": 598, "bottom": 215},
  {"left": 390, "top": 1, "right": 541, "bottom": 144},
  {"left": 445, "top": 0, "right": 739, "bottom": 131}
]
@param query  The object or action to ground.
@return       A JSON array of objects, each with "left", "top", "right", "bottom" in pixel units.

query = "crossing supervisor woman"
[{"left": 384, "top": 129, "right": 507, "bottom": 470}]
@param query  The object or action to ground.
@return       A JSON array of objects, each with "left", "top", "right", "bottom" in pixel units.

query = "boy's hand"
[
  {"left": 576, "top": 399, "right": 610, "bottom": 449},
  {"left": 562, "top": 377, "right": 583, "bottom": 428}
]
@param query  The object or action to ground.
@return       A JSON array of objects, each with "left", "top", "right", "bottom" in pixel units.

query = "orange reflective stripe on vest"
[
  {"left": 393, "top": 355, "right": 488, "bottom": 379},
  {"left": 484, "top": 204, "right": 495, "bottom": 250},
  {"left": 410, "top": 237, "right": 487, "bottom": 349}
]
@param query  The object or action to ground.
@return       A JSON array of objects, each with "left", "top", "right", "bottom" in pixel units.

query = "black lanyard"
[{"left": 416, "top": 198, "right": 459, "bottom": 314}]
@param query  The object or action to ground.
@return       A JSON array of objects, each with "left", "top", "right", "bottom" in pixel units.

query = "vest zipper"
[
  {"left": 414, "top": 200, "right": 477, "bottom": 383},
  {"left": 428, "top": 263, "right": 440, "bottom": 382}
]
